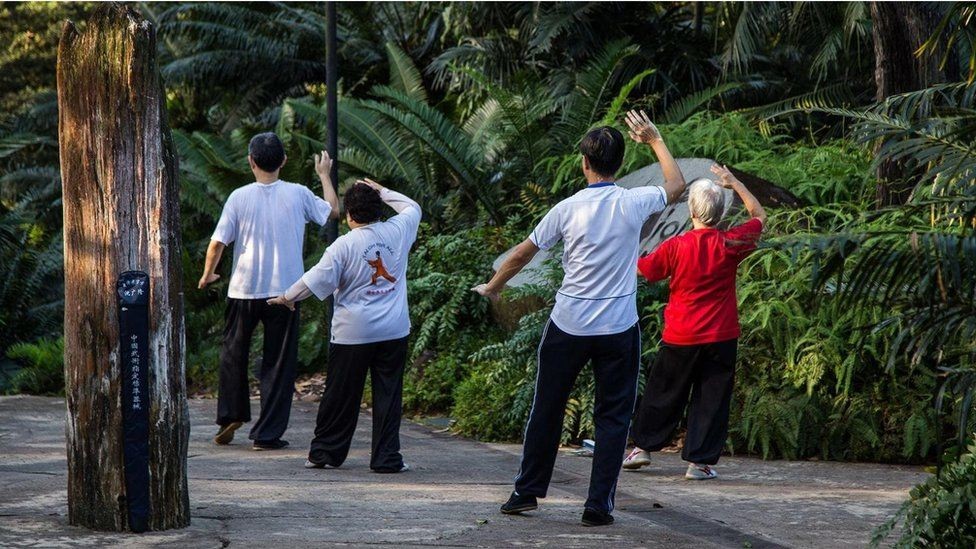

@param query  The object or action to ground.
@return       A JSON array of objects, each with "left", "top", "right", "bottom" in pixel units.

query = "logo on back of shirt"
[
  {"left": 367, "top": 250, "right": 397, "bottom": 285},
  {"left": 363, "top": 243, "right": 398, "bottom": 296}
]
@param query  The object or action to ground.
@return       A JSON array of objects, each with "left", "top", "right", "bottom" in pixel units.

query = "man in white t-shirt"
[
  {"left": 472, "top": 111, "right": 686, "bottom": 526},
  {"left": 199, "top": 132, "right": 339, "bottom": 451},
  {"left": 268, "top": 178, "right": 420, "bottom": 473}
]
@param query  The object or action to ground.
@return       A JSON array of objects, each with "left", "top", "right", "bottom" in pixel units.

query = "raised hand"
[
  {"left": 624, "top": 110, "right": 661, "bottom": 144},
  {"left": 314, "top": 150, "right": 333, "bottom": 179},
  {"left": 356, "top": 178, "right": 384, "bottom": 192},
  {"left": 709, "top": 163, "right": 738, "bottom": 189},
  {"left": 266, "top": 295, "right": 295, "bottom": 311}
]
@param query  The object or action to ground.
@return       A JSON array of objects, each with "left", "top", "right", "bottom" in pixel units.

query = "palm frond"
[
  {"left": 362, "top": 86, "right": 501, "bottom": 220},
  {"left": 661, "top": 81, "right": 742, "bottom": 124},
  {"left": 386, "top": 41, "right": 428, "bottom": 102},
  {"left": 553, "top": 39, "right": 638, "bottom": 145}
]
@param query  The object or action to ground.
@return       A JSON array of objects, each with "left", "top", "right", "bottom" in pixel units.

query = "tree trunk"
[
  {"left": 57, "top": 3, "right": 189, "bottom": 531},
  {"left": 870, "top": 1, "right": 946, "bottom": 206}
]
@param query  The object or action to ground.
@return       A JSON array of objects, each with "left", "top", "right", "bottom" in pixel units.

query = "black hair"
[
  {"left": 248, "top": 132, "right": 286, "bottom": 172},
  {"left": 578, "top": 126, "right": 625, "bottom": 177},
  {"left": 344, "top": 184, "right": 384, "bottom": 224}
]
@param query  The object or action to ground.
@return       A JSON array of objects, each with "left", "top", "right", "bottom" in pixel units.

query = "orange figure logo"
[{"left": 367, "top": 251, "right": 397, "bottom": 285}]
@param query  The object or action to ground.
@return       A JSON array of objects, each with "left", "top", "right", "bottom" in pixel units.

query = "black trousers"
[
  {"left": 631, "top": 339, "right": 737, "bottom": 465},
  {"left": 216, "top": 298, "right": 300, "bottom": 442},
  {"left": 514, "top": 320, "right": 640, "bottom": 514},
  {"left": 307, "top": 336, "right": 408, "bottom": 472}
]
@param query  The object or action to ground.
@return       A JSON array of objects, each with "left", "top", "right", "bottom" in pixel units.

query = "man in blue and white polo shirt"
[{"left": 473, "top": 110, "right": 686, "bottom": 527}]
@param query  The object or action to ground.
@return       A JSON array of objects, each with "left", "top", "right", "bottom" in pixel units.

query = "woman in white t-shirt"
[{"left": 269, "top": 179, "right": 421, "bottom": 473}]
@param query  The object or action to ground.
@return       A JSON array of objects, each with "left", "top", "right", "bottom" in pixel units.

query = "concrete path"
[{"left": 0, "top": 396, "right": 926, "bottom": 548}]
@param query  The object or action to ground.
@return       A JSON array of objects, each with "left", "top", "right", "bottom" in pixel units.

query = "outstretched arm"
[
  {"left": 267, "top": 279, "right": 314, "bottom": 311},
  {"left": 625, "top": 110, "right": 686, "bottom": 204},
  {"left": 268, "top": 248, "right": 341, "bottom": 310},
  {"left": 710, "top": 164, "right": 766, "bottom": 224},
  {"left": 198, "top": 240, "right": 225, "bottom": 289},
  {"left": 471, "top": 239, "right": 540, "bottom": 301},
  {"left": 314, "top": 150, "right": 340, "bottom": 218}
]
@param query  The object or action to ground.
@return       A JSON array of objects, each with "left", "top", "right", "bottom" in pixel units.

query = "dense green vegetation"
[
  {"left": 872, "top": 437, "right": 976, "bottom": 547},
  {"left": 4, "top": 1, "right": 976, "bottom": 541},
  {"left": 2, "top": 5, "right": 976, "bottom": 537}
]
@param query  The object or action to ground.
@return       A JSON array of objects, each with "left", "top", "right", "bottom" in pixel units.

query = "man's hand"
[
  {"left": 357, "top": 178, "right": 384, "bottom": 193},
  {"left": 471, "top": 283, "right": 500, "bottom": 302},
  {"left": 710, "top": 164, "right": 739, "bottom": 189},
  {"left": 627, "top": 110, "right": 684, "bottom": 203},
  {"left": 314, "top": 150, "right": 340, "bottom": 217},
  {"left": 266, "top": 295, "right": 295, "bottom": 311},
  {"left": 314, "top": 150, "right": 333, "bottom": 179},
  {"left": 198, "top": 273, "right": 220, "bottom": 289},
  {"left": 624, "top": 110, "right": 661, "bottom": 144}
]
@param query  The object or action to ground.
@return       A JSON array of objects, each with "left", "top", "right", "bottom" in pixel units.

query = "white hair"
[{"left": 688, "top": 178, "right": 725, "bottom": 227}]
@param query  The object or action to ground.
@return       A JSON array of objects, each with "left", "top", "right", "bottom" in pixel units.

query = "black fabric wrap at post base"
[{"left": 117, "top": 271, "right": 151, "bottom": 533}]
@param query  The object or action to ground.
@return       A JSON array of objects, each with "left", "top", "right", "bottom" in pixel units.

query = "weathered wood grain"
[{"left": 57, "top": 3, "right": 189, "bottom": 531}]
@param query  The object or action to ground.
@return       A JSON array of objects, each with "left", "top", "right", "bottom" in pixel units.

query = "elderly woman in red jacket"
[{"left": 623, "top": 164, "right": 766, "bottom": 480}]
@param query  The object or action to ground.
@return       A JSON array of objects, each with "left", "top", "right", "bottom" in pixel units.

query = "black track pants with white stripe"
[{"left": 514, "top": 320, "right": 641, "bottom": 513}]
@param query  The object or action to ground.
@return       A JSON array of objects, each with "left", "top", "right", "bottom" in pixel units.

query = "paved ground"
[{"left": 0, "top": 396, "right": 926, "bottom": 548}]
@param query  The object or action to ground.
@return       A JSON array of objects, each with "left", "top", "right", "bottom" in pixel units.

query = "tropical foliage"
[
  {"left": 871, "top": 437, "right": 976, "bottom": 547},
  {"left": 3, "top": 3, "right": 976, "bottom": 542}
]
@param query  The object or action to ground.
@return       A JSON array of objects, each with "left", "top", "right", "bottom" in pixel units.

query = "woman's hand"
[
  {"left": 709, "top": 164, "right": 739, "bottom": 189},
  {"left": 267, "top": 295, "right": 295, "bottom": 311},
  {"left": 357, "top": 178, "right": 384, "bottom": 192}
]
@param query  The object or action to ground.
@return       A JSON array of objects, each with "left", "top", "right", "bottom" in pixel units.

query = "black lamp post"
[
  {"left": 325, "top": 1, "right": 338, "bottom": 243},
  {"left": 324, "top": 2, "right": 339, "bottom": 330}
]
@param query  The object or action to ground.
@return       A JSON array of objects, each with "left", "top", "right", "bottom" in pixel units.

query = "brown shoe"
[{"left": 214, "top": 422, "right": 243, "bottom": 445}]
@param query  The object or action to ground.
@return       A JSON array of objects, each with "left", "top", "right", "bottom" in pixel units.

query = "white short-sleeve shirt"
[
  {"left": 301, "top": 202, "right": 421, "bottom": 345},
  {"left": 529, "top": 183, "right": 667, "bottom": 336},
  {"left": 212, "top": 180, "right": 332, "bottom": 299}
]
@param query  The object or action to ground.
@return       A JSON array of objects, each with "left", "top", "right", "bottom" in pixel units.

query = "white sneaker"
[
  {"left": 685, "top": 463, "right": 717, "bottom": 480},
  {"left": 304, "top": 459, "right": 337, "bottom": 469},
  {"left": 622, "top": 448, "right": 652, "bottom": 470}
]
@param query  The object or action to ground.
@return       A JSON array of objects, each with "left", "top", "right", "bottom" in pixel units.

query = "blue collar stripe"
[{"left": 588, "top": 182, "right": 615, "bottom": 188}]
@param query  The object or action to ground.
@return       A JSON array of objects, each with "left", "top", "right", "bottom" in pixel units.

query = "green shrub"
[
  {"left": 6, "top": 337, "right": 64, "bottom": 395},
  {"left": 455, "top": 307, "right": 552, "bottom": 441},
  {"left": 872, "top": 439, "right": 976, "bottom": 547},
  {"left": 404, "top": 336, "right": 483, "bottom": 415},
  {"left": 452, "top": 359, "right": 532, "bottom": 442},
  {"left": 727, "top": 202, "right": 941, "bottom": 462},
  {"left": 406, "top": 225, "right": 503, "bottom": 360},
  {"left": 401, "top": 224, "right": 516, "bottom": 415}
]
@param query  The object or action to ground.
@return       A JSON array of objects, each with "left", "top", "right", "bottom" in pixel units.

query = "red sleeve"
[
  {"left": 724, "top": 218, "right": 764, "bottom": 258},
  {"left": 637, "top": 238, "right": 674, "bottom": 283}
]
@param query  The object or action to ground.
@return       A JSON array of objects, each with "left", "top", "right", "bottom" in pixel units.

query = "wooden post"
[{"left": 57, "top": 3, "right": 189, "bottom": 531}]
